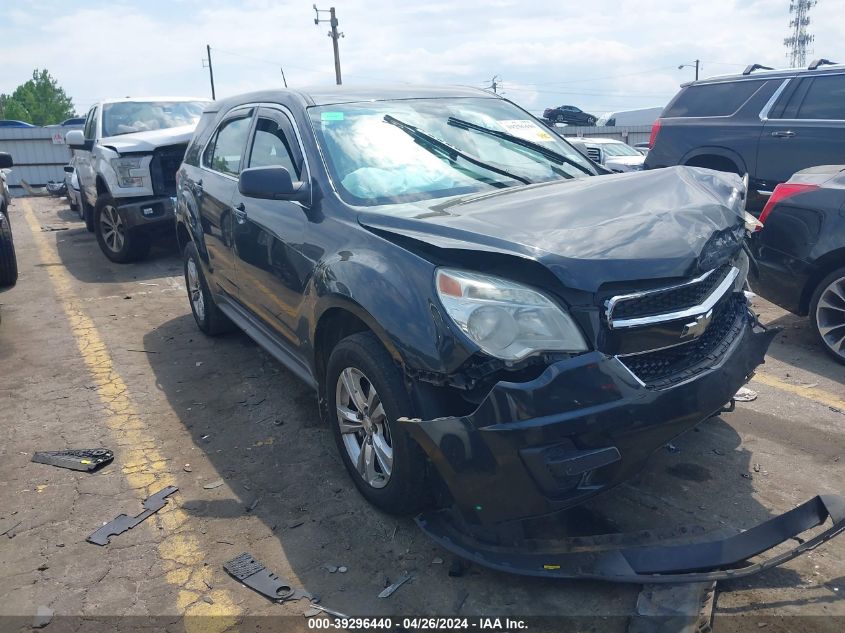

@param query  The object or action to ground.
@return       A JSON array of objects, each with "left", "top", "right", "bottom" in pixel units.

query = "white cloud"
[{"left": 1, "top": 0, "right": 842, "bottom": 116}]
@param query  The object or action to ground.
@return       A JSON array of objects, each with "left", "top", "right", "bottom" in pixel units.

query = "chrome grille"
[
  {"left": 586, "top": 147, "right": 601, "bottom": 163},
  {"left": 606, "top": 265, "right": 738, "bottom": 330}
]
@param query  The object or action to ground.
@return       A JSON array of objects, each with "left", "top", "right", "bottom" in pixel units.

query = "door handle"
[
  {"left": 233, "top": 203, "right": 247, "bottom": 223},
  {"left": 771, "top": 130, "right": 796, "bottom": 138}
]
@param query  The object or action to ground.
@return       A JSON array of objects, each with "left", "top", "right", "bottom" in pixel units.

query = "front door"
[
  {"left": 231, "top": 107, "right": 314, "bottom": 349},
  {"left": 757, "top": 72, "right": 845, "bottom": 191},
  {"left": 197, "top": 108, "right": 255, "bottom": 297}
]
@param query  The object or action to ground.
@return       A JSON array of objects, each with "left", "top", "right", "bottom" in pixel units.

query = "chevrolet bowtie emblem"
[{"left": 681, "top": 309, "right": 713, "bottom": 339}]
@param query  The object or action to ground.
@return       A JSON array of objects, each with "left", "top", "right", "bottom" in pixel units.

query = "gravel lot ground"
[{"left": 1, "top": 197, "right": 843, "bottom": 632}]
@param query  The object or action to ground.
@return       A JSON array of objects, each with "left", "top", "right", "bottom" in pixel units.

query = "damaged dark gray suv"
[{"left": 175, "top": 87, "right": 806, "bottom": 578}]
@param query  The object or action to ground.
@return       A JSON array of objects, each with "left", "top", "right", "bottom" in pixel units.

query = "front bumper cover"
[
  {"left": 117, "top": 195, "right": 176, "bottom": 229},
  {"left": 401, "top": 316, "right": 777, "bottom": 526},
  {"left": 417, "top": 494, "right": 845, "bottom": 583}
]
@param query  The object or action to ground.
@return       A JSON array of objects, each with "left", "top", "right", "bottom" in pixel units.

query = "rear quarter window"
[
  {"left": 664, "top": 80, "right": 768, "bottom": 117},
  {"left": 183, "top": 112, "right": 218, "bottom": 167}
]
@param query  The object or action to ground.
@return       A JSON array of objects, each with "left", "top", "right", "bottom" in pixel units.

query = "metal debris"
[
  {"left": 306, "top": 604, "right": 349, "bottom": 619},
  {"left": 203, "top": 479, "right": 224, "bottom": 489},
  {"left": 32, "top": 606, "right": 53, "bottom": 629},
  {"left": 87, "top": 486, "right": 178, "bottom": 546},
  {"left": 378, "top": 573, "right": 413, "bottom": 598},
  {"left": 224, "top": 552, "right": 311, "bottom": 602},
  {"left": 31, "top": 449, "right": 114, "bottom": 472}
]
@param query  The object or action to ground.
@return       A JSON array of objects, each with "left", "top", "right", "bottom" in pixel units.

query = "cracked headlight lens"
[
  {"left": 111, "top": 157, "right": 145, "bottom": 188},
  {"left": 436, "top": 268, "right": 588, "bottom": 361}
]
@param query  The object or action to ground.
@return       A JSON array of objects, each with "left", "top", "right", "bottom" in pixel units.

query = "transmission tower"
[{"left": 784, "top": 0, "right": 816, "bottom": 68}]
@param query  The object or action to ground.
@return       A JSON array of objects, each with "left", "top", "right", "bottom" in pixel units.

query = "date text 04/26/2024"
[{"left": 307, "top": 617, "right": 528, "bottom": 630}]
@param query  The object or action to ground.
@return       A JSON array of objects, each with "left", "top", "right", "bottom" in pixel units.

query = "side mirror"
[
  {"left": 63, "top": 165, "right": 74, "bottom": 173},
  {"left": 65, "top": 129, "right": 91, "bottom": 150},
  {"left": 238, "top": 166, "right": 309, "bottom": 204},
  {"left": 0, "top": 152, "right": 12, "bottom": 169}
]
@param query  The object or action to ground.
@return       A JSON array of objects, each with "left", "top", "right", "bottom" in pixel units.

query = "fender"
[{"left": 680, "top": 146, "right": 747, "bottom": 175}]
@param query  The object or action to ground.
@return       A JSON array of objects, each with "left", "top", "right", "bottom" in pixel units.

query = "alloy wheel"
[
  {"left": 335, "top": 367, "right": 393, "bottom": 489},
  {"left": 815, "top": 274, "right": 845, "bottom": 360},
  {"left": 186, "top": 257, "right": 205, "bottom": 321},
  {"left": 99, "top": 205, "right": 125, "bottom": 253}
]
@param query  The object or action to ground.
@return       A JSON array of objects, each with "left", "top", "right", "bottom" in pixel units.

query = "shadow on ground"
[
  {"left": 139, "top": 312, "right": 813, "bottom": 619},
  {"left": 758, "top": 312, "right": 844, "bottom": 386}
]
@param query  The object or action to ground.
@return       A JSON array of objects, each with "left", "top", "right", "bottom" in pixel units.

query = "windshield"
[
  {"left": 309, "top": 97, "right": 595, "bottom": 207},
  {"left": 102, "top": 101, "right": 208, "bottom": 137},
  {"left": 601, "top": 142, "right": 642, "bottom": 157}
]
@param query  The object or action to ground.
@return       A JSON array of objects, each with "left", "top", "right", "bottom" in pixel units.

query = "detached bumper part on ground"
[{"left": 402, "top": 314, "right": 777, "bottom": 526}]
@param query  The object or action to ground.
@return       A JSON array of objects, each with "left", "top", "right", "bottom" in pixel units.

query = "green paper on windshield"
[{"left": 321, "top": 111, "right": 345, "bottom": 121}]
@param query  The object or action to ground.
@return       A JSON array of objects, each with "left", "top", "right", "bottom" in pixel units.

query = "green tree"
[{"left": 0, "top": 69, "right": 76, "bottom": 125}]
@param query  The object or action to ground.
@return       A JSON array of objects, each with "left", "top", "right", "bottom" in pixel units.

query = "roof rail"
[
  {"left": 808, "top": 58, "right": 838, "bottom": 70},
  {"left": 742, "top": 63, "right": 775, "bottom": 75}
]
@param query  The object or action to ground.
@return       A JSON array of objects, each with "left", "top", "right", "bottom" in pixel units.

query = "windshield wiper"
[
  {"left": 447, "top": 117, "right": 594, "bottom": 177},
  {"left": 382, "top": 115, "right": 531, "bottom": 186}
]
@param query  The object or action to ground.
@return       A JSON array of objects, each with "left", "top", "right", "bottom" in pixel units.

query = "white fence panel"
[
  {"left": 557, "top": 124, "right": 653, "bottom": 147},
  {"left": 0, "top": 126, "right": 82, "bottom": 194}
]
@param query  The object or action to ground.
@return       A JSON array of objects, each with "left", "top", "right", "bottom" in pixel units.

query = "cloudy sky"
[{"left": 2, "top": 0, "right": 843, "bottom": 119}]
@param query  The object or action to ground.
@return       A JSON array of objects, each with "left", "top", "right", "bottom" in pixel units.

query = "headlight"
[
  {"left": 435, "top": 268, "right": 588, "bottom": 361},
  {"left": 110, "top": 157, "right": 145, "bottom": 188}
]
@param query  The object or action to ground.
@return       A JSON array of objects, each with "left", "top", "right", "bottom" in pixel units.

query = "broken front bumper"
[
  {"left": 417, "top": 494, "right": 845, "bottom": 583},
  {"left": 117, "top": 195, "right": 176, "bottom": 230},
  {"left": 401, "top": 317, "right": 777, "bottom": 526}
]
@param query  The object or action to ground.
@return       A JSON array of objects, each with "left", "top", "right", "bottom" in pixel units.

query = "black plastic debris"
[
  {"left": 87, "top": 486, "right": 178, "bottom": 546},
  {"left": 224, "top": 552, "right": 311, "bottom": 602},
  {"left": 32, "top": 449, "right": 114, "bottom": 472}
]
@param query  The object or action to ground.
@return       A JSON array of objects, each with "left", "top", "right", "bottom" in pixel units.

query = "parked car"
[
  {"left": 567, "top": 137, "right": 645, "bottom": 172},
  {"left": 65, "top": 96, "right": 209, "bottom": 262},
  {"left": 748, "top": 164, "right": 845, "bottom": 364},
  {"left": 645, "top": 60, "right": 845, "bottom": 211},
  {"left": 0, "top": 152, "right": 17, "bottom": 288},
  {"left": 634, "top": 142, "right": 650, "bottom": 156},
  {"left": 63, "top": 163, "right": 82, "bottom": 218},
  {"left": 176, "top": 87, "right": 774, "bottom": 546},
  {"left": 542, "top": 105, "right": 597, "bottom": 126},
  {"left": 59, "top": 117, "right": 86, "bottom": 127},
  {"left": 0, "top": 120, "right": 35, "bottom": 128}
]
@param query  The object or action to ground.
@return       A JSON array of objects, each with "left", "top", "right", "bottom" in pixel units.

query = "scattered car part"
[
  {"left": 734, "top": 386, "right": 758, "bottom": 402},
  {"left": 224, "top": 552, "right": 311, "bottom": 602},
  {"left": 628, "top": 582, "right": 715, "bottom": 633},
  {"left": 307, "top": 604, "right": 350, "bottom": 619},
  {"left": 203, "top": 479, "right": 224, "bottom": 489},
  {"left": 32, "top": 606, "right": 53, "bottom": 629},
  {"left": 378, "top": 573, "right": 413, "bottom": 598},
  {"left": 87, "top": 485, "right": 178, "bottom": 545},
  {"left": 416, "top": 494, "right": 845, "bottom": 583},
  {"left": 31, "top": 448, "right": 114, "bottom": 472}
]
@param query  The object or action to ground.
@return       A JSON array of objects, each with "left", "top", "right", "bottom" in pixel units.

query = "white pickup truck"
[{"left": 66, "top": 97, "right": 209, "bottom": 262}]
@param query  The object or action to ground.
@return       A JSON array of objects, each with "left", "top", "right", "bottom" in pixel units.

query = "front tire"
[
  {"left": 0, "top": 210, "right": 18, "bottom": 288},
  {"left": 81, "top": 196, "right": 95, "bottom": 232},
  {"left": 810, "top": 266, "right": 845, "bottom": 365},
  {"left": 183, "top": 241, "right": 234, "bottom": 336},
  {"left": 326, "top": 332, "right": 429, "bottom": 515},
  {"left": 94, "top": 196, "right": 150, "bottom": 263}
]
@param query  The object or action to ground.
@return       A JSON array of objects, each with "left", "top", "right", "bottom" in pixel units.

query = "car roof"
[
  {"left": 98, "top": 96, "right": 211, "bottom": 105},
  {"left": 686, "top": 62, "right": 845, "bottom": 87},
  {"left": 207, "top": 85, "right": 499, "bottom": 112}
]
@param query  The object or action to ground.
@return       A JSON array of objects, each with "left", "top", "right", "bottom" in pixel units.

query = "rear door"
[
  {"left": 231, "top": 106, "right": 311, "bottom": 348},
  {"left": 197, "top": 107, "right": 255, "bottom": 297},
  {"left": 758, "top": 72, "right": 845, "bottom": 189}
]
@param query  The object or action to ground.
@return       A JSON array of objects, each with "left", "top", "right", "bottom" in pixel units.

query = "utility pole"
[
  {"left": 314, "top": 5, "right": 343, "bottom": 85},
  {"left": 488, "top": 75, "right": 502, "bottom": 94},
  {"left": 678, "top": 59, "right": 700, "bottom": 80},
  {"left": 203, "top": 44, "right": 216, "bottom": 100}
]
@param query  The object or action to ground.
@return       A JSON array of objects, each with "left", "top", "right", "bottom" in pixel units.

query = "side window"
[
  {"left": 203, "top": 114, "right": 253, "bottom": 176},
  {"left": 663, "top": 80, "right": 767, "bottom": 117},
  {"left": 795, "top": 75, "right": 845, "bottom": 120},
  {"left": 83, "top": 106, "right": 98, "bottom": 140},
  {"left": 247, "top": 116, "right": 301, "bottom": 178}
]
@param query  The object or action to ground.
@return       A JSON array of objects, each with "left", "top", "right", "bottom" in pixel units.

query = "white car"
[
  {"left": 63, "top": 162, "right": 82, "bottom": 218},
  {"left": 568, "top": 137, "right": 646, "bottom": 173},
  {"left": 65, "top": 96, "right": 209, "bottom": 262}
]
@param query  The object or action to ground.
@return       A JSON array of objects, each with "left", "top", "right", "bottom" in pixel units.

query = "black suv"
[
  {"left": 645, "top": 61, "right": 845, "bottom": 209},
  {"left": 175, "top": 86, "right": 772, "bottom": 533}
]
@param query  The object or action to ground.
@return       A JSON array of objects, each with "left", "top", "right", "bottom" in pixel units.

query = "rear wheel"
[
  {"left": 94, "top": 196, "right": 150, "bottom": 263},
  {"left": 183, "top": 241, "right": 235, "bottom": 335},
  {"left": 0, "top": 210, "right": 17, "bottom": 287},
  {"left": 810, "top": 266, "right": 845, "bottom": 365},
  {"left": 327, "top": 332, "right": 429, "bottom": 515}
]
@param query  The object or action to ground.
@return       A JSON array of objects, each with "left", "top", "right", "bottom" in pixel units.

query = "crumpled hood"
[
  {"left": 100, "top": 124, "right": 196, "bottom": 154},
  {"left": 359, "top": 166, "right": 745, "bottom": 293}
]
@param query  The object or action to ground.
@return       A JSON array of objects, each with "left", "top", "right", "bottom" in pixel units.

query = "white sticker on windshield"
[{"left": 498, "top": 120, "right": 555, "bottom": 143}]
